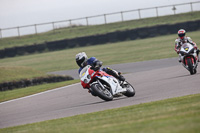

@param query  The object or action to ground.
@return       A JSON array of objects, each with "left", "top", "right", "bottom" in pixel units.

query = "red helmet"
[{"left": 178, "top": 29, "right": 186, "bottom": 39}]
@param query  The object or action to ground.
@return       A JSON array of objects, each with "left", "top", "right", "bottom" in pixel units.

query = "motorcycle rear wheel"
[
  {"left": 91, "top": 84, "right": 113, "bottom": 101},
  {"left": 123, "top": 81, "right": 135, "bottom": 97}
]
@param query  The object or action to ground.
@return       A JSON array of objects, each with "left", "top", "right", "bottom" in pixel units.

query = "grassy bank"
[
  {"left": 0, "top": 66, "right": 77, "bottom": 102},
  {"left": 0, "top": 11, "right": 200, "bottom": 50},
  {"left": 0, "top": 66, "right": 76, "bottom": 102},
  {"left": 0, "top": 30, "right": 200, "bottom": 73},
  {"left": 1, "top": 93, "right": 199, "bottom": 132},
  {"left": 0, "top": 66, "right": 46, "bottom": 83}
]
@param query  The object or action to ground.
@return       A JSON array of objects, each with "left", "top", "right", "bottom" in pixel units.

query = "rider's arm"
[
  {"left": 175, "top": 39, "right": 181, "bottom": 53},
  {"left": 87, "top": 57, "right": 96, "bottom": 66},
  {"left": 187, "top": 37, "right": 197, "bottom": 49},
  {"left": 88, "top": 57, "right": 102, "bottom": 71}
]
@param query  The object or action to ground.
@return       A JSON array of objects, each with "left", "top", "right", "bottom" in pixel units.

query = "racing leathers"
[{"left": 174, "top": 36, "right": 199, "bottom": 62}]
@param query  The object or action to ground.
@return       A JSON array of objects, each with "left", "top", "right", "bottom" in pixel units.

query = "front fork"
[
  {"left": 97, "top": 79, "right": 106, "bottom": 90},
  {"left": 185, "top": 57, "right": 194, "bottom": 65},
  {"left": 183, "top": 56, "right": 198, "bottom": 70}
]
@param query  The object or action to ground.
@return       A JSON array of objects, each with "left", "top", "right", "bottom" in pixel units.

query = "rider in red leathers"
[{"left": 174, "top": 29, "right": 199, "bottom": 62}]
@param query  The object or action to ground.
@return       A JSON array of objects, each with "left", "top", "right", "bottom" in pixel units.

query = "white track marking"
[{"left": 0, "top": 83, "right": 80, "bottom": 105}]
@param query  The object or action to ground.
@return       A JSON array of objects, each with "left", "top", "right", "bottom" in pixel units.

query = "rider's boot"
[
  {"left": 118, "top": 72, "right": 125, "bottom": 81},
  {"left": 197, "top": 49, "right": 200, "bottom": 62},
  {"left": 198, "top": 55, "right": 200, "bottom": 62},
  {"left": 178, "top": 54, "right": 181, "bottom": 63},
  {"left": 103, "top": 67, "right": 125, "bottom": 81}
]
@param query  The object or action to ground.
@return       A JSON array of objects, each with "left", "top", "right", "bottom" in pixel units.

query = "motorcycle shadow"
[
  {"left": 160, "top": 72, "right": 199, "bottom": 81},
  {"left": 72, "top": 96, "right": 129, "bottom": 108}
]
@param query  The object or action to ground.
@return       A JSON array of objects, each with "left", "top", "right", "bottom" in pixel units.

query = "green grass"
[
  {"left": 0, "top": 31, "right": 199, "bottom": 102},
  {"left": 0, "top": 79, "right": 79, "bottom": 102},
  {"left": 0, "top": 66, "right": 46, "bottom": 83},
  {"left": 1, "top": 93, "right": 199, "bottom": 132},
  {"left": 0, "top": 67, "right": 78, "bottom": 102},
  {"left": 0, "top": 11, "right": 200, "bottom": 50},
  {"left": 0, "top": 30, "right": 200, "bottom": 73},
  {"left": 0, "top": 11, "right": 200, "bottom": 132},
  {"left": 0, "top": 63, "right": 78, "bottom": 103}
]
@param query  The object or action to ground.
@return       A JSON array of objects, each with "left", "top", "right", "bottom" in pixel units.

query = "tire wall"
[{"left": 0, "top": 75, "right": 74, "bottom": 91}]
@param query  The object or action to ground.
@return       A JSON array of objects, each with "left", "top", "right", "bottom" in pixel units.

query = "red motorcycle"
[{"left": 79, "top": 65, "right": 135, "bottom": 101}]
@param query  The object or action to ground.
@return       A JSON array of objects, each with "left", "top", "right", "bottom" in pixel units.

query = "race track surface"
[{"left": 0, "top": 58, "right": 200, "bottom": 128}]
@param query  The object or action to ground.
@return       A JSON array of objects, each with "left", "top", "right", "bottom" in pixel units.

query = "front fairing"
[
  {"left": 179, "top": 43, "right": 198, "bottom": 70},
  {"left": 79, "top": 65, "right": 94, "bottom": 88},
  {"left": 79, "top": 66, "right": 108, "bottom": 88},
  {"left": 80, "top": 65, "right": 91, "bottom": 83},
  {"left": 180, "top": 43, "right": 195, "bottom": 56},
  {"left": 180, "top": 43, "right": 197, "bottom": 63}
]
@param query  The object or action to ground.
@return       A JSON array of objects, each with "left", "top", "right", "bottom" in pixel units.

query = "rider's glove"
[
  {"left": 92, "top": 61, "right": 103, "bottom": 71},
  {"left": 175, "top": 48, "right": 180, "bottom": 54}
]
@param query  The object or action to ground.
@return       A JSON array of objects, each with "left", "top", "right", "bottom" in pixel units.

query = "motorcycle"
[
  {"left": 79, "top": 65, "right": 135, "bottom": 101},
  {"left": 179, "top": 43, "right": 198, "bottom": 75}
]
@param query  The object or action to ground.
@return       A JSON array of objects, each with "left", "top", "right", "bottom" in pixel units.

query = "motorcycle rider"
[
  {"left": 174, "top": 29, "right": 200, "bottom": 62},
  {"left": 75, "top": 52, "right": 125, "bottom": 89}
]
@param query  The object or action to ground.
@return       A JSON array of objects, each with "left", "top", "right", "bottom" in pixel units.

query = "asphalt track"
[{"left": 0, "top": 58, "right": 200, "bottom": 128}]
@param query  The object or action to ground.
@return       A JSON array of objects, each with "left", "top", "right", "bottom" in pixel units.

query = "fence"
[{"left": 0, "top": 1, "right": 200, "bottom": 38}]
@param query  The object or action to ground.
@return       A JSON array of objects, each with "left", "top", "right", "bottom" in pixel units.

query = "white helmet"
[{"left": 75, "top": 52, "right": 88, "bottom": 67}]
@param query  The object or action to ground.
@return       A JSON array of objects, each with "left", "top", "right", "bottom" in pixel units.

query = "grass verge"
[
  {"left": 0, "top": 30, "right": 200, "bottom": 73},
  {"left": 0, "top": 11, "right": 200, "bottom": 49},
  {"left": 1, "top": 93, "right": 199, "bottom": 132},
  {"left": 0, "top": 79, "right": 79, "bottom": 102},
  {"left": 0, "top": 66, "right": 46, "bottom": 83}
]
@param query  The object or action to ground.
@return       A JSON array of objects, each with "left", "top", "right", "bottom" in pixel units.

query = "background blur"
[{"left": 0, "top": 0, "right": 200, "bottom": 37}]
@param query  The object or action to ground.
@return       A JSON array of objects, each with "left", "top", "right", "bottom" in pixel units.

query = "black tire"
[
  {"left": 187, "top": 58, "right": 195, "bottom": 75},
  {"left": 91, "top": 83, "right": 113, "bottom": 101},
  {"left": 123, "top": 81, "right": 135, "bottom": 97},
  {"left": 194, "top": 69, "right": 197, "bottom": 74}
]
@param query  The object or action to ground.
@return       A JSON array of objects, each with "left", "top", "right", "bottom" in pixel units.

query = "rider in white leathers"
[{"left": 174, "top": 29, "right": 199, "bottom": 62}]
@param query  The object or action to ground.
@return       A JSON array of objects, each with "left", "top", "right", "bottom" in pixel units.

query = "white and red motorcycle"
[
  {"left": 79, "top": 65, "right": 135, "bottom": 101},
  {"left": 179, "top": 43, "right": 199, "bottom": 75}
]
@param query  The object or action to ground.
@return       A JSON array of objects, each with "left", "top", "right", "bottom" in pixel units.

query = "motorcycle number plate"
[{"left": 184, "top": 47, "right": 189, "bottom": 51}]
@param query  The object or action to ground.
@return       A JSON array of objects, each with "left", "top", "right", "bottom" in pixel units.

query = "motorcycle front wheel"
[
  {"left": 186, "top": 58, "right": 195, "bottom": 75},
  {"left": 91, "top": 83, "right": 113, "bottom": 101}
]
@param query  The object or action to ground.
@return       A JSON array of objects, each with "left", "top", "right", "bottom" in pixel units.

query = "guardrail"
[{"left": 0, "top": 1, "right": 200, "bottom": 38}]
